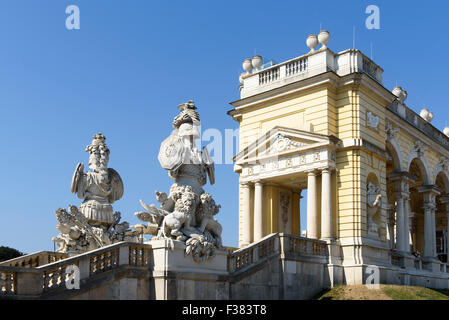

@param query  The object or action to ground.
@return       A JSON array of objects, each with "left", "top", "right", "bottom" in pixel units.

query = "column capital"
[
  {"left": 439, "top": 195, "right": 449, "bottom": 204},
  {"left": 240, "top": 182, "right": 252, "bottom": 188},
  {"left": 254, "top": 180, "right": 264, "bottom": 186},
  {"left": 307, "top": 170, "right": 318, "bottom": 176},
  {"left": 321, "top": 166, "right": 336, "bottom": 173},
  {"left": 394, "top": 192, "right": 409, "bottom": 201},
  {"left": 388, "top": 171, "right": 416, "bottom": 184},
  {"left": 422, "top": 203, "right": 436, "bottom": 211},
  {"left": 417, "top": 184, "right": 442, "bottom": 196}
]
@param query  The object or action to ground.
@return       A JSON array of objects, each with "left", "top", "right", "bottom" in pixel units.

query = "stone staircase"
[{"left": 0, "top": 234, "right": 330, "bottom": 300}]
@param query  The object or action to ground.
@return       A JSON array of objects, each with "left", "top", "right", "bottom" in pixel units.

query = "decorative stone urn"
[
  {"left": 444, "top": 127, "right": 449, "bottom": 137},
  {"left": 242, "top": 58, "right": 253, "bottom": 74},
  {"left": 318, "top": 30, "right": 330, "bottom": 49},
  {"left": 306, "top": 34, "right": 318, "bottom": 52},
  {"left": 251, "top": 55, "right": 263, "bottom": 71},
  {"left": 420, "top": 109, "right": 434, "bottom": 122},
  {"left": 392, "top": 86, "right": 408, "bottom": 104}
]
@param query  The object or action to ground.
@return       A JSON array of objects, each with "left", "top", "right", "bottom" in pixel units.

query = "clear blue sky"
[{"left": 1, "top": 0, "right": 448, "bottom": 253}]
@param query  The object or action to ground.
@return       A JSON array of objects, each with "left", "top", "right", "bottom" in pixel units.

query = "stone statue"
[
  {"left": 367, "top": 182, "right": 382, "bottom": 238},
  {"left": 53, "top": 134, "right": 138, "bottom": 255},
  {"left": 135, "top": 101, "right": 223, "bottom": 263}
]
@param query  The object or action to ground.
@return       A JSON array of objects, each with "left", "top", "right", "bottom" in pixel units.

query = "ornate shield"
[
  {"left": 70, "top": 162, "right": 84, "bottom": 193},
  {"left": 202, "top": 146, "right": 215, "bottom": 185},
  {"left": 158, "top": 134, "right": 185, "bottom": 171}
]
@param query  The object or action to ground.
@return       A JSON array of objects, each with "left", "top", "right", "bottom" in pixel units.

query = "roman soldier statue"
[
  {"left": 52, "top": 134, "right": 137, "bottom": 255},
  {"left": 71, "top": 133, "right": 124, "bottom": 226},
  {"left": 135, "top": 101, "right": 223, "bottom": 263}
]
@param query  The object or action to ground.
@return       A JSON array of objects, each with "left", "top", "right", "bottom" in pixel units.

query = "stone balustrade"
[
  {"left": 281, "top": 233, "right": 328, "bottom": 258},
  {"left": 388, "top": 101, "right": 449, "bottom": 151},
  {"left": 0, "top": 267, "right": 16, "bottom": 295},
  {"left": 240, "top": 49, "right": 383, "bottom": 99},
  {"left": 0, "top": 251, "right": 67, "bottom": 268},
  {"left": 228, "top": 234, "right": 279, "bottom": 273},
  {"left": 0, "top": 241, "right": 151, "bottom": 297},
  {"left": 228, "top": 233, "right": 328, "bottom": 274}
]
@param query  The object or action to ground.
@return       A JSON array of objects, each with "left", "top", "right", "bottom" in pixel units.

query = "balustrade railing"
[
  {"left": 90, "top": 248, "right": 119, "bottom": 275},
  {"left": 0, "top": 251, "right": 67, "bottom": 268},
  {"left": 241, "top": 48, "right": 385, "bottom": 99},
  {"left": 229, "top": 234, "right": 279, "bottom": 273},
  {"left": 0, "top": 269, "right": 15, "bottom": 295},
  {"left": 228, "top": 234, "right": 328, "bottom": 274},
  {"left": 42, "top": 260, "right": 79, "bottom": 292},
  {"left": 259, "top": 67, "right": 280, "bottom": 85},
  {"left": 257, "top": 56, "right": 308, "bottom": 87},
  {"left": 285, "top": 57, "right": 307, "bottom": 77},
  {"left": 282, "top": 234, "right": 328, "bottom": 257},
  {"left": 388, "top": 101, "right": 449, "bottom": 151},
  {"left": 129, "top": 244, "right": 151, "bottom": 267},
  {"left": 0, "top": 242, "right": 151, "bottom": 297},
  {"left": 362, "top": 57, "right": 378, "bottom": 80}
]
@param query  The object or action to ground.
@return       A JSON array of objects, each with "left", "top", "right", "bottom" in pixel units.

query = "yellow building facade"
[{"left": 229, "top": 39, "right": 449, "bottom": 275}]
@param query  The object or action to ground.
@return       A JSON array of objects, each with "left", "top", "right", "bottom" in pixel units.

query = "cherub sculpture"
[
  {"left": 135, "top": 101, "right": 223, "bottom": 263},
  {"left": 53, "top": 134, "right": 137, "bottom": 255}
]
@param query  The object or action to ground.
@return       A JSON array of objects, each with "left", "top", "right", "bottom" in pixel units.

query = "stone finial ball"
[
  {"left": 242, "top": 58, "right": 253, "bottom": 73},
  {"left": 392, "top": 86, "right": 407, "bottom": 104},
  {"left": 306, "top": 34, "right": 318, "bottom": 51},
  {"left": 420, "top": 109, "right": 434, "bottom": 122},
  {"left": 318, "top": 30, "right": 330, "bottom": 47},
  {"left": 251, "top": 55, "right": 263, "bottom": 70},
  {"left": 443, "top": 127, "right": 449, "bottom": 137}
]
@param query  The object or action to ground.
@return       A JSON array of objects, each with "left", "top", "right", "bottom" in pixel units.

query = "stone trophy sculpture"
[
  {"left": 134, "top": 101, "right": 223, "bottom": 263},
  {"left": 367, "top": 182, "right": 382, "bottom": 238},
  {"left": 52, "top": 133, "right": 138, "bottom": 255}
]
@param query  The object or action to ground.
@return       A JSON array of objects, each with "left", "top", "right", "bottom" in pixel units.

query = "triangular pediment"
[{"left": 234, "top": 126, "right": 341, "bottom": 165}]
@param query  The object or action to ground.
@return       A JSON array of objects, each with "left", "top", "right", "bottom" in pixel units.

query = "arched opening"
[
  {"left": 408, "top": 158, "right": 429, "bottom": 256},
  {"left": 386, "top": 142, "right": 402, "bottom": 172},
  {"left": 385, "top": 143, "right": 402, "bottom": 249},
  {"left": 435, "top": 172, "right": 449, "bottom": 262}
]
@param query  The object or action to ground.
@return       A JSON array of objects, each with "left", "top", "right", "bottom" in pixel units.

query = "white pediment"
[{"left": 234, "top": 126, "right": 340, "bottom": 166}]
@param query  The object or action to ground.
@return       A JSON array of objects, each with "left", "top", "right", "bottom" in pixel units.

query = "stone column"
[
  {"left": 307, "top": 171, "right": 318, "bottom": 239},
  {"left": 423, "top": 205, "right": 434, "bottom": 259},
  {"left": 409, "top": 211, "right": 416, "bottom": 253},
  {"left": 418, "top": 185, "right": 440, "bottom": 261},
  {"left": 292, "top": 190, "right": 302, "bottom": 236},
  {"left": 394, "top": 193, "right": 406, "bottom": 252},
  {"left": 441, "top": 196, "right": 449, "bottom": 262},
  {"left": 387, "top": 204, "right": 396, "bottom": 249},
  {"left": 431, "top": 206, "right": 437, "bottom": 258},
  {"left": 403, "top": 193, "right": 411, "bottom": 254},
  {"left": 254, "top": 181, "right": 264, "bottom": 242},
  {"left": 241, "top": 183, "right": 252, "bottom": 247},
  {"left": 389, "top": 172, "right": 414, "bottom": 254},
  {"left": 321, "top": 168, "right": 333, "bottom": 240}
]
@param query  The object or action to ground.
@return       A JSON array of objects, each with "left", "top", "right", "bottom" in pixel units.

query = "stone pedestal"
[
  {"left": 422, "top": 257, "right": 441, "bottom": 273},
  {"left": 400, "top": 253, "right": 416, "bottom": 269},
  {"left": 150, "top": 239, "right": 228, "bottom": 275},
  {"left": 149, "top": 239, "right": 229, "bottom": 300}
]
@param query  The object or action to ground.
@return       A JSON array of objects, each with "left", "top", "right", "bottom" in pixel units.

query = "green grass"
[
  {"left": 317, "top": 285, "right": 449, "bottom": 300},
  {"left": 382, "top": 286, "right": 449, "bottom": 300}
]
